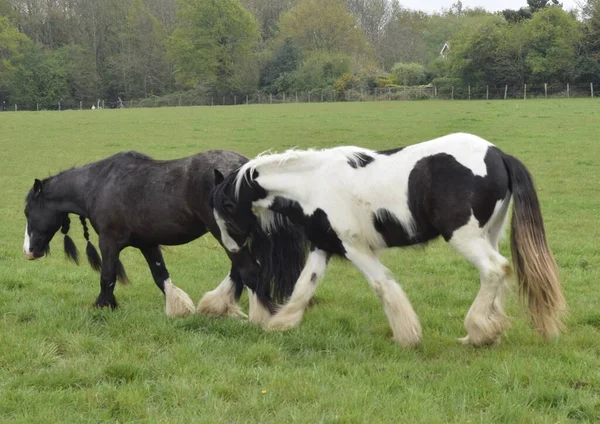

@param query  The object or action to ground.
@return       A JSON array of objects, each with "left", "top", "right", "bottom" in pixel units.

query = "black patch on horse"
[
  {"left": 378, "top": 147, "right": 405, "bottom": 156},
  {"left": 373, "top": 209, "right": 415, "bottom": 247},
  {"left": 347, "top": 152, "right": 375, "bottom": 169},
  {"left": 396, "top": 147, "right": 509, "bottom": 244},
  {"left": 472, "top": 147, "right": 509, "bottom": 227},
  {"left": 270, "top": 196, "right": 346, "bottom": 255}
]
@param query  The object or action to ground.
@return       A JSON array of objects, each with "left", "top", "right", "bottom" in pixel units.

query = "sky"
[{"left": 399, "top": 0, "right": 580, "bottom": 13}]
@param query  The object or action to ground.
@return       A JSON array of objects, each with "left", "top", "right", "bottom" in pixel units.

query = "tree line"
[{"left": 1, "top": 0, "right": 599, "bottom": 109}]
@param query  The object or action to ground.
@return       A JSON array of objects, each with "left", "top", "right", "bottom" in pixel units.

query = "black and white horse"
[
  {"left": 211, "top": 133, "right": 566, "bottom": 347},
  {"left": 23, "top": 150, "right": 307, "bottom": 319}
]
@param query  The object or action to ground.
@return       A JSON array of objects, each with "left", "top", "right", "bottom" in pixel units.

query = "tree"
[
  {"left": 11, "top": 44, "right": 69, "bottom": 108},
  {"left": 260, "top": 37, "right": 302, "bottom": 91},
  {"left": 278, "top": 0, "right": 372, "bottom": 59},
  {"left": 0, "top": 15, "right": 31, "bottom": 100},
  {"left": 168, "top": 0, "right": 260, "bottom": 95},
  {"left": 523, "top": 7, "right": 582, "bottom": 83},
  {"left": 240, "top": 0, "right": 296, "bottom": 40},
  {"left": 391, "top": 62, "right": 425, "bottom": 85}
]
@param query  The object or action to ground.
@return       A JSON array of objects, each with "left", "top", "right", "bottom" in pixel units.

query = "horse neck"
[{"left": 44, "top": 167, "right": 89, "bottom": 216}]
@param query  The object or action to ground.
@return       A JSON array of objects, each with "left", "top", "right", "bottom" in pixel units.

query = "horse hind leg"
[
  {"left": 344, "top": 245, "right": 422, "bottom": 348},
  {"left": 197, "top": 269, "right": 247, "bottom": 319},
  {"left": 450, "top": 216, "right": 511, "bottom": 346},
  {"left": 141, "top": 246, "right": 194, "bottom": 317}
]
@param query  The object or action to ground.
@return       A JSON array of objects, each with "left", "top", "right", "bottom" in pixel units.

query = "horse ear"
[
  {"left": 33, "top": 179, "right": 43, "bottom": 198},
  {"left": 214, "top": 169, "right": 225, "bottom": 185}
]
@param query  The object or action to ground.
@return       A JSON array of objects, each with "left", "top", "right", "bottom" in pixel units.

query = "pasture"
[{"left": 1, "top": 99, "right": 599, "bottom": 423}]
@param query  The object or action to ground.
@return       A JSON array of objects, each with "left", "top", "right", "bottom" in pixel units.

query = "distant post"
[
  {"left": 486, "top": 85, "right": 489, "bottom": 100},
  {"left": 36, "top": 103, "right": 39, "bottom": 111},
  {"left": 308, "top": 92, "right": 311, "bottom": 103},
  {"left": 524, "top": 84, "right": 527, "bottom": 100},
  {"left": 544, "top": 83, "right": 548, "bottom": 99},
  {"left": 211, "top": 97, "right": 213, "bottom": 106},
  {"left": 504, "top": 85, "right": 508, "bottom": 100},
  {"left": 102, "top": 100, "right": 105, "bottom": 109},
  {"left": 451, "top": 86, "right": 454, "bottom": 100},
  {"left": 58, "top": 100, "right": 61, "bottom": 111},
  {"left": 434, "top": 85, "right": 437, "bottom": 97},
  {"left": 80, "top": 101, "right": 82, "bottom": 110},
  {"left": 270, "top": 94, "right": 272, "bottom": 104},
  {"left": 321, "top": 91, "right": 324, "bottom": 102},
  {"left": 388, "top": 87, "right": 391, "bottom": 101},
  {"left": 15, "top": 104, "right": 17, "bottom": 111},
  {"left": 283, "top": 93, "right": 286, "bottom": 102},
  {"left": 295, "top": 92, "right": 298, "bottom": 103},
  {"left": 468, "top": 85, "right": 471, "bottom": 100},
  {"left": 246, "top": 95, "right": 249, "bottom": 105},
  {"left": 223, "top": 96, "right": 225, "bottom": 105},
  {"left": 360, "top": 88, "right": 364, "bottom": 101},
  {"left": 234, "top": 95, "right": 237, "bottom": 105},
  {"left": 592, "top": 83, "right": 594, "bottom": 98},
  {"left": 567, "top": 83, "right": 570, "bottom": 98}
]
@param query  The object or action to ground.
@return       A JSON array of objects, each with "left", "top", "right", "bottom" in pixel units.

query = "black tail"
[
  {"left": 79, "top": 216, "right": 129, "bottom": 284},
  {"left": 248, "top": 216, "right": 309, "bottom": 311},
  {"left": 502, "top": 153, "right": 566, "bottom": 339}
]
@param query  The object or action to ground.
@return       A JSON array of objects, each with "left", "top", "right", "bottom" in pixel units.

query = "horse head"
[
  {"left": 23, "top": 179, "right": 66, "bottom": 260},
  {"left": 211, "top": 168, "right": 262, "bottom": 253}
]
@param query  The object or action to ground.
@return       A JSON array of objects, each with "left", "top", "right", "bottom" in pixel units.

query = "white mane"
[{"left": 233, "top": 146, "right": 374, "bottom": 197}]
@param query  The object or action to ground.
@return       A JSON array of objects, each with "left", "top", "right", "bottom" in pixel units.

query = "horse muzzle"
[{"left": 23, "top": 249, "right": 43, "bottom": 260}]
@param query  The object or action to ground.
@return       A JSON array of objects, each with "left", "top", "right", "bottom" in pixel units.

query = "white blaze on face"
[
  {"left": 23, "top": 224, "right": 33, "bottom": 259},
  {"left": 214, "top": 210, "right": 240, "bottom": 253}
]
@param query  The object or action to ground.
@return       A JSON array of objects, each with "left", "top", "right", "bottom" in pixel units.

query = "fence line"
[{"left": 1, "top": 83, "right": 597, "bottom": 111}]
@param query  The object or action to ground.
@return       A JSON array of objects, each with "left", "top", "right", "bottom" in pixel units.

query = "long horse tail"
[
  {"left": 79, "top": 216, "right": 130, "bottom": 284},
  {"left": 502, "top": 153, "right": 566, "bottom": 339},
  {"left": 248, "top": 215, "right": 309, "bottom": 312}
]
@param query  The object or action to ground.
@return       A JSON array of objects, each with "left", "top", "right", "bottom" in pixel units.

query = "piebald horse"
[{"left": 211, "top": 133, "right": 566, "bottom": 347}]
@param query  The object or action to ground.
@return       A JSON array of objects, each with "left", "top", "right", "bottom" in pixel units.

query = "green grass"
[{"left": 1, "top": 99, "right": 599, "bottom": 423}]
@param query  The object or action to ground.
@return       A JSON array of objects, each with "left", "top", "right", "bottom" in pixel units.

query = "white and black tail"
[
  {"left": 247, "top": 217, "right": 309, "bottom": 313},
  {"left": 503, "top": 154, "right": 566, "bottom": 338}
]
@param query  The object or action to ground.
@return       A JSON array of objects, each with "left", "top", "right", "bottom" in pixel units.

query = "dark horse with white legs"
[
  {"left": 211, "top": 133, "right": 566, "bottom": 347},
  {"left": 23, "top": 150, "right": 308, "bottom": 318}
]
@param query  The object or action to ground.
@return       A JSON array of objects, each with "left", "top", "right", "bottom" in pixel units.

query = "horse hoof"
[
  {"left": 263, "top": 313, "right": 302, "bottom": 332},
  {"left": 94, "top": 298, "right": 118, "bottom": 309},
  {"left": 457, "top": 335, "right": 501, "bottom": 347}
]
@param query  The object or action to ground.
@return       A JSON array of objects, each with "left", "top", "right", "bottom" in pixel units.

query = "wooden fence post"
[
  {"left": 504, "top": 85, "right": 508, "bottom": 100},
  {"left": 451, "top": 86, "right": 454, "bottom": 100},
  {"left": 486, "top": 85, "right": 489, "bottom": 100},
  {"left": 544, "top": 83, "right": 547, "bottom": 99},
  {"left": 567, "top": 83, "right": 570, "bottom": 98},
  {"left": 524, "top": 84, "right": 527, "bottom": 100},
  {"left": 592, "top": 82, "right": 594, "bottom": 98},
  {"left": 468, "top": 85, "right": 471, "bottom": 100}
]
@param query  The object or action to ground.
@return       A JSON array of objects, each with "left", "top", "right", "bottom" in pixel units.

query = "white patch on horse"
[
  {"left": 155, "top": 261, "right": 161, "bottom": 267},
  {"left": 213, "top": 210, "right": 240, "bottom": 253},
  {"left": 23, "top": 225, "right": 34, "bottom": 259},
  {"left": 197, "top": 274, "right": 246, "bottom": 318},
  {"left": 164, "top": 278, "right": 195, "bottom": 317}
]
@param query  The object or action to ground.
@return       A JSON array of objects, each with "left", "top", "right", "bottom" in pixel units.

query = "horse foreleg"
[
  {"left": 344, "top": 245, "right": 422, "bottom": 348},
  {"left": 264, "top": 248, "right": 329, "bottom": 331},
  {"left": 197, "top": 270, "right": 247, "bottom": 319},
  {"left": 94, "top": 238, "right": 120, "bottom": 309},
  {"left": 141, "top": 246, "right": 194, "bottom": 318}
]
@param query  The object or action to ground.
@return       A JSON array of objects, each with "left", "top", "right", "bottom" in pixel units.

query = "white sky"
[{"left": 401, "top": 0, "right": 580, "bottom": 13}]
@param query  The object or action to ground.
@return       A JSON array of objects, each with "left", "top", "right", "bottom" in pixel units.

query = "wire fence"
[{"left": 1, "top": 83, "right": 596, "bottom": 111}]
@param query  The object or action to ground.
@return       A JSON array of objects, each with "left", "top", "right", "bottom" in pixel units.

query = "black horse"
[{"left": 23, "top": 150, "right": 308, "bottom": 319}]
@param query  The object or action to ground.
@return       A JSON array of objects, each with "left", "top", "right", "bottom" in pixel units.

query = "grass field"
[{"left": 1, "top": 99, "right": 599, "bottom": 423}]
